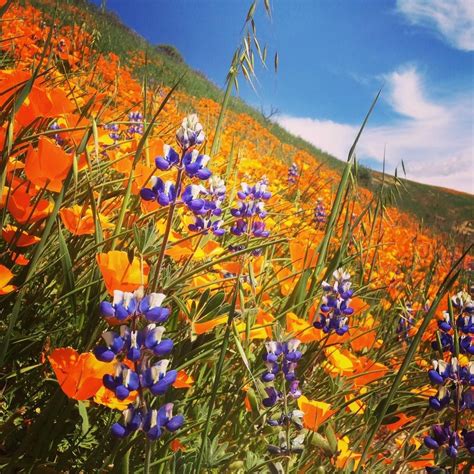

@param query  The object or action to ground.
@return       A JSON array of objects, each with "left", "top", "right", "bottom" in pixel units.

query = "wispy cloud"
[
  {"left": 396, "top": 0, "right": 474, "bottom": 51},
  {"left": 277, "top": 66, "right": 474, "bottom": 193}
]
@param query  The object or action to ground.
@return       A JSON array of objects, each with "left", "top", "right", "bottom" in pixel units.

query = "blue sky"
[{"left": 91, "top": 0, "right": 474, "bottom": 193}]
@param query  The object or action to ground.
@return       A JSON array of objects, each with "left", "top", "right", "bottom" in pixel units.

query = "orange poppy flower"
[
  {"left": 173, "top": 370, "right": 194, "bottom": 389},
  {"left": 286, "top": 312, "right": 321, "bottom": 343},
  {"left": 170, "top": 438, "right": 186, "bottom": 452},
  {"left": 297, "top": 395, "right": 335, "bottom": 431},
  {"left": 352, "top": 357, "right": 389, "bottom": 387},
  {"left": 322, "top": 346, "right": 357, "bottom": 377},
  {"left": 193, "top": 315, "right": 228, "bottom": 335},
  {"left": 93, "top": 386, "right": 137, "bottom": 410},
  {"left": 2, "top": 224, "right": 40, "bottom": 247},
  {"left": 289, "top": 241, "right": 319, "bottom": 271},
  {"left": 348, "top": 317, "right": 380, "bottom": 352},
  {"left": 11, "top": 253, "right": 30, "bottom": 266},
  {"left": 96, "top": 250, "right": 149, "bottom": 295},
  {"left": 6, "top": 182, "right": 52, "bottom": 224},
  {"left": 60, "top": 205, "right": 113, "bottom": 236},
  {"left": 275, "top": 266, "right": 299, "bottom": 296},
  {"left": 0, "top": 264, "right": 16, "bottom": 295},
  {"left": 48, "top": 347, "right": 114, "bottom": 400},
  {"left": 25, "top": 136, "right": 73, "bottom": 192},
  {"left": 334, "top": 436, "right": 361, "bottom": 469},
  {"left": 408, "top": 451, "right": 434, "bottom": 470},
  {"left": 235, "top": 309, "right": 275, "bottom": 340},
  {"left": 0, "top": 70, "right": 73, "bottom": 127},
  {"left": 383, "top": 412, "right": 415, "bottom": 431}
]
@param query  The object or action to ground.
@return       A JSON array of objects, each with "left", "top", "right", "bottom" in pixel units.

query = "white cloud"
[
  {"left": 386, "top": 66, "right": 444, "bottom": 119},
  {"left": 276, "top": 66, "right": 474, "bottom": 193},
  {"left": 396, "top": 0, "right": 474, "bottom": 51}
]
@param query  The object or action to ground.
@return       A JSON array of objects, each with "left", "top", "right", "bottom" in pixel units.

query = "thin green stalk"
[
  {"left": 150, "top": 163, "right": 184, "bottom": 291},
  {"left": 144, "top": 440, "right": 152, "bottom": 474},
  {"left": 210, "top": 51, "right": 240, "bottom": 157}
]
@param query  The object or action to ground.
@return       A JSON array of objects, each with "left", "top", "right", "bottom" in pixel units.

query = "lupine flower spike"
[
  {"left": 313, "top": 268, "right": 353, "bottom": 335},
  {"left": 94, "top": 286, "right": 183, "bottom": 440}
]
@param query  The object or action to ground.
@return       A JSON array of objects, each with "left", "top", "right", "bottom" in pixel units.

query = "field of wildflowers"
[{"left": 0, "top": 1, "right": 473, "bottom": 472}]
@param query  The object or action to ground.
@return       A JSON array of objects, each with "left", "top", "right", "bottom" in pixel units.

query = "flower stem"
[
  {"left": 144, "top": 439, "right": 152, "bottom": 474},
  {"left": 151, "top": 160, "right": 185, "bottom": 292}
]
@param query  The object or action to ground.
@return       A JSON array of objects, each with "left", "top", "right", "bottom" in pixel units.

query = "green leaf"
[{"left": 77, "top": 401, "right": 90, "bottom": 436}]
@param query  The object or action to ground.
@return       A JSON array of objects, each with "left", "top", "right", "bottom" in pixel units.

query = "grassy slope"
[{"left": 31, "top": 0, "right": 474, "bottom": 233}]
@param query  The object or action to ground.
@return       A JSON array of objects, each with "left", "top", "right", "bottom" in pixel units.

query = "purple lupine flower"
[
  {"left": 142, "top": 359, "right": 177, "bottom": 396},
  {"left": 426, "top": 357, "right": 473, "bottom": 410},
  {"left": 230, "top": 178, "right": 271, "bottom": 241},
  {"left": 230, "top": 218, "right": 247, "bottom": 236},
  {"left": 94, "top": 329, "right": 125, "bottom": 362},
  {"left": 428, "top": 385, "right": 451, "bottom": 411},
  {"left": 458, "top": 313, "right": 474, "bottom": 335},
  {"left": 261, "top": 361, "right": 279, "bottom": 382},
  {"left": 424, "top": 423, "right": 450, "bottom": 450},
  {"left": 251, "top": 221, "right": 270, "bottom": 238},
  {"left": 155, "top": 144, "right": 180, "bottom": 171},
  {"left": 288, "top": 380, "right": 302, "bottom": 399},
  {"left": 237, "top": 181, "right": 272, "bottom": 201},
  {"left": 140, "top": 177, "right": 177, "bottom": 206},
  {"left": 460, "top": 388, "right": 474, "bottom": 411},
  {"left": 438, "top": 310, "right": 452, "bottom": 332},
  {"left": 143, "top": 408, "right": 162, "bottom": 440},
  {"left": 288, "top": 162, "right": 298, "bottom": 184},
  {"left": 268, "top": 410, "right": 304, "bottom": 430},
  {"left": 462, "top": 429, "right": 474, "bottom": 455},
  {"left": 142, "top": 403, "right": 185, "bottom": 440},
  {"left": 313, "top": 268, "right": 353, "bottom": 336},
  {"left": 111, "top": 405, "right": 142, "bottom": 438},
  {"left": 185, "top": 176, "right": 226, "bottom": 236},
  {"left": 261, "top": 339, "right": 304, "bottom": 406},
  {"left": 103, "top": 363, "right": 140, "bottom": 400},
  {"left": 176, "top": 113, "right": 205, "bottom": 149},
  {"left": 263, "top": 387, "right": 282, "bottom": 407},
  {"left": 209, "top": 175, "right": 226, "bottom": 202},
  {"left": 181, "top": 184, "right": 207, "bottom": 213},
  {"left": 100, "top": 289, "right": 140, "bottom": 322},
  {"left": 263, "top": 341, "right": 282, "bottom": 363},
  {"left": 428, "top": 359, "right": 451, "bottom": 385},
  {"left": 282, "top": 360, "right": 298, "bottom": 382},
  {"left": 284, "top": 339, "right": 302, "bottom": 362},
  {"left": 113, "top": 404, "right": 184, "bottom": 441},
  {"left": 143, "top": 324, "right": 174, "bottom": 356},
  {"left": 139, "top": 293, "right": 170, "bottom": 323},
  {"left": 314, "top": 198, "right": 327, "bottom": 225},
  {"left": 262, "top": 339, "right": 305, "bottom": 455},
  {"left": 460, "top": 335, "right": 474, "bottom": 355},
  {"left": 431, "top": 331, "right": 454, "bottom": 353},
  {"left": 127, "top": 111, "right": 144, "bottom": 135},
  {"left": 104, "top": 122, "right": 120, "bottom": 142},
  {"left": 157, "top": 403, "right": 185, "bottom": 432},
  {"left": 183, "top": 150, "right": 212, "bottom": 180},
  {"left": 397, "top": 302, "right": 415, "bottom": 342},
  {"left": 188, "top": 216, "right": 225, "bottom": 236},
  {"left": 49, "top": 121, "right": 64, "bottom": 145}
]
